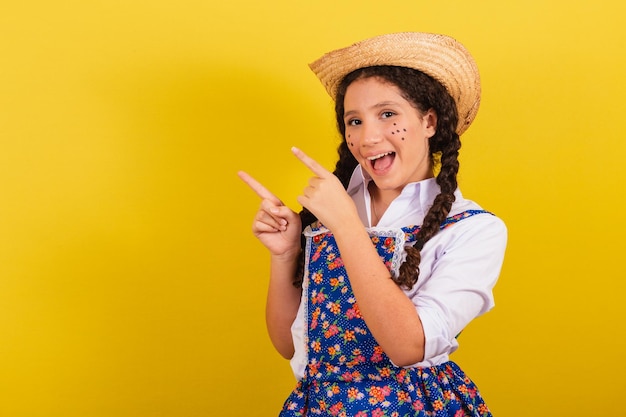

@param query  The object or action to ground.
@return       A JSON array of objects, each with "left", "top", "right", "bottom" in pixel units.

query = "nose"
[{"left": 361, "top": 121, "right": 383, "bottom": 146}]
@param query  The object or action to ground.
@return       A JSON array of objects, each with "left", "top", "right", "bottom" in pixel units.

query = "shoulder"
[
  {"left": 430, "top": 208, "right": 507, "bottom": 260},
  {"left": 423, "top": 190, "right": 508, "bottom": 254},
  {"left": 416, "top": 206, "right": 507, "bottom": 287},
  {"left": 449, "top": 191, "right": 506, "bottom": 233}
]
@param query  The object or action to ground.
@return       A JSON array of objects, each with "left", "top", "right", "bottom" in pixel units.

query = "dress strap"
[{"left": 403, "top": 209, "right": 492, "bottom": 243}]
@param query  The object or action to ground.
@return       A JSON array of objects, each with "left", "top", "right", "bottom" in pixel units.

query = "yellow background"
[{"left": 1, "top": 0, "right": 625, "bottom": 416}]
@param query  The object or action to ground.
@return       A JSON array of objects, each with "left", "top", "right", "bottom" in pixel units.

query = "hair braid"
[{"left": 396, "top": 73, "right": 461, "bottom": 288}]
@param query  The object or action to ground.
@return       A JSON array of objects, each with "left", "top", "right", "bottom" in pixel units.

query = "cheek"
[
  {"left": 390, "top": 125, "right": 408, "bottom": 140},
  {"left": 346, "top": 141, "right": 361, "bottom": 160}
]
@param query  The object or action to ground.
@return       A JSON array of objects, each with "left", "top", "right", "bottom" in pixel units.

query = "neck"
[{"left": 368, "top": 182, "right": 396, "bottom": 225}]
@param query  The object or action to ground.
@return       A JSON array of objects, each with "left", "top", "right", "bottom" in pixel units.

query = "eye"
[
  {"left": 346, "top": 118, "right": 361, "bottom": 126},
  {"left": 381, "top": 111, "right": 395, "bottom": 119}
]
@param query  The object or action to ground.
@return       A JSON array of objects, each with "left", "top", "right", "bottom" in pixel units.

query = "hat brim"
[{"left": 309, "top": 32, "right": 481, "bottom": 135}]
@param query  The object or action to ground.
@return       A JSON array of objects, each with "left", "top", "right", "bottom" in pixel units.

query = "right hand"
[{"left": 237, "top": 171, "right": 302, "bottom": 259}]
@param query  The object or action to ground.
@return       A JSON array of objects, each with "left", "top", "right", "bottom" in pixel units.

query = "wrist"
[
  {"left": 331, "top": 215, "right": 365, "bottom": 239},
  {"left": 271, "top": 248, "right": 301, "bottom": 265}
]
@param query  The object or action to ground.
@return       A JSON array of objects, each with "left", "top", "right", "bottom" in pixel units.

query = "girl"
[{"left": 239, "top": 32, "right": 507, "bottom": 416}]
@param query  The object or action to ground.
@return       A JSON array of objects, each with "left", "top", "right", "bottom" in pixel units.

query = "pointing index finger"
[
  {"left": 291, "top": 147, "right": 331, "bottom": 178},
  {"left": 237, "top": 171, "right": 282, "bottom": 204}
]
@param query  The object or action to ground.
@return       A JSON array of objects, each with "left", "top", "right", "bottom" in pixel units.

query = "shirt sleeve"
[
  {"left": 405, "top": 214, "right": 508, "bottom": 365},
  {"left": 289, "top": 292, "right": 308, "bottom": 380}
]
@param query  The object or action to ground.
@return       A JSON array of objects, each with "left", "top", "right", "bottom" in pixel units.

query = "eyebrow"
[{"left": 344, "top": 101, "right": 402, "bottom": 119}]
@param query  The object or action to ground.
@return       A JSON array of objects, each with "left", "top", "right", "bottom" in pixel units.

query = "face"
[{"left": 343, "top": 76, "right": 437, "bottom": 199}]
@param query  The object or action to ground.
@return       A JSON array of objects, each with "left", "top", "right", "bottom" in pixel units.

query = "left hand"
[{"left": 292, "top": 146, "right": 360, "bottom": 233}]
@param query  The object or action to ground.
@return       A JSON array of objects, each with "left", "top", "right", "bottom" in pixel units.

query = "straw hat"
[{"left": 309, "top": 32, "right": 481, "bottom": 135}]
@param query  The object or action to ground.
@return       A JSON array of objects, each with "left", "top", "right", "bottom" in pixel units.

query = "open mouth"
[{"left": 368, "top": 151, "right": 396, "bottom": 172}]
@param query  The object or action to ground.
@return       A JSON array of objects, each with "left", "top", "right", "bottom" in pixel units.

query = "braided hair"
[{"left": 294, "top": 66, "right": 461, "bottom": 289}]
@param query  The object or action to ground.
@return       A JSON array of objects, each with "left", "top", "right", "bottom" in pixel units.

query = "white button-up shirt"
[{"left": 290, "top": 165, "right": 507, "bottom": 379}]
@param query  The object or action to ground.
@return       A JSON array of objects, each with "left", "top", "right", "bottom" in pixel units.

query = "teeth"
[{"left": 367, "top": 152, "right": 393, "bottom": 161}]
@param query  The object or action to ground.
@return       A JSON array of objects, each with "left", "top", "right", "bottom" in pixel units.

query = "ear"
[{"left": 423, "top": 108, "right": 438, "bottom": 137}]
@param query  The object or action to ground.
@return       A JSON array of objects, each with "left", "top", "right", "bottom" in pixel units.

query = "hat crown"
[{"left": 309, "top": 32, "right": 481, "bottom": 135}]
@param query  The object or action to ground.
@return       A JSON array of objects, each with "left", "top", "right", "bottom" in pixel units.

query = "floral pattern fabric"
[{"left": 279, "top": 210, "right": 493, "bottom": 417}]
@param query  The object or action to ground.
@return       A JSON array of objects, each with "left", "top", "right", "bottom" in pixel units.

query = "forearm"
[
  {"left": 265, "top": 252, "right": 302, "bottom": 359},
  {"left": 334, "top": 221, "right": 425, "bottom": 366}
]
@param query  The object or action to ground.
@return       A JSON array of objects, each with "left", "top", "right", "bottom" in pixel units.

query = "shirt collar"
[
  {"left": 346, "top": 164, "right": 441, "bottom": 202},
  {"left": 346, "top": 165, "right": 452, "bottom": 227},
  {"left": 346, "top": 164, "right": 369, "bottom": 195}
]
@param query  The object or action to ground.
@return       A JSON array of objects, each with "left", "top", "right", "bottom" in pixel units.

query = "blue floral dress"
[{"left": 280, "top": 210, "right": 493, "bottom": 417}]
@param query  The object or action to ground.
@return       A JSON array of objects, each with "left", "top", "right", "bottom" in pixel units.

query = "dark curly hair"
[{"left": 294, "top": 65, "right": 461, "bottom": 289}]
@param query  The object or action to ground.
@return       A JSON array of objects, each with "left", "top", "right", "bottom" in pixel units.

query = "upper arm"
[{"left": 408, "top": 215, "right": 508, "bottom": 360}]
